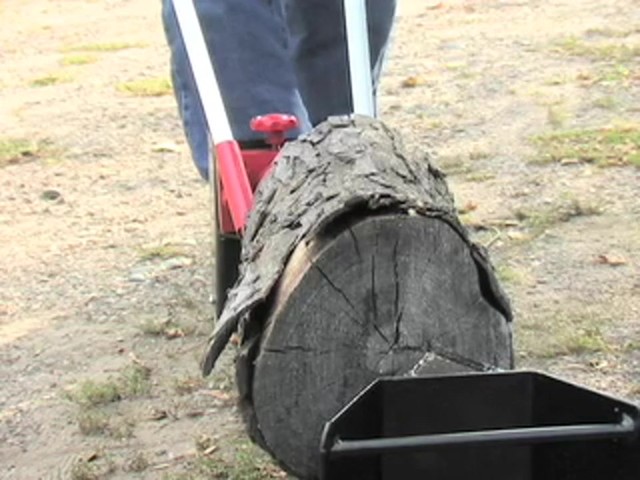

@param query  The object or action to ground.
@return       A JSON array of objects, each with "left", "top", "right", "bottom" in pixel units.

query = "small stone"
[{"left": 41, "top": 189, "right": 62, "bottom": 202}]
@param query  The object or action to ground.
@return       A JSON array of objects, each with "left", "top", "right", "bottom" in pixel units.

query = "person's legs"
[
  {"left": 284, "top": 0, "right": 396, "bottom": 126},
  {"left": 161, "top": 0, "right": 312, "bottom": 179}
]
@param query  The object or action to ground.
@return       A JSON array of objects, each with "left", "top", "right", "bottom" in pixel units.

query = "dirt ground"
[{"left": 1, "top": 0, "right": 638, "bottom": 478}]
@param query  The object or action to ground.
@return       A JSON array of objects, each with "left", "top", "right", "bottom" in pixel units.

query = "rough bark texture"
[{"left": 200, "top": 115, "right": 514, "bottom": 479}]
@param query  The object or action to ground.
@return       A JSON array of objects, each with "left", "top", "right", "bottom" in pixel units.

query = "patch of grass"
[
  {"left": 0, "top": 138, "right": 37, "bottom": 167},
  {"left": 139, "top": 318, "right": 170, "bottom": 336},
  {"left": 464, "top": 171, "right": 496, "bottom": 182},
  {"left": 118, "top": 77, "right": 172, "bottom": 97},
  {"left": 577, "top": 64, "right": 633, "bottom": 87},
  {"left": 77, "top": 409, "right": 109, "bottom": 435},
  {"left": 436, "top": 155, "right": 472, "bottom": 175},
  {"left": 598, "top": 64, "right": 632, "bottom": 84},
  {"left": 592, "top": 95, "right": 618, "bottom": 110},
  {"left": 518, "top": 311, "right": 611, "bottom": 359},
  {"left": 531, "top": 124, "right": 640, "bottom": 167},
  {"left": 70, "top": 460, "right": 100, "bottom": 480},
  {"left": 66, "top": 379, "right": 121, "bottom": 408},
  {"left": 120, "top": 363, "right": 152, "bottom": 397},
  {"left": 554, "top": 36, "right": 640, "bottom": 61},
  {"left": 514, "top": 197, "right": 602, "bottom": 236},
  {"left": 629, "top": 383, "right": 640, "bottom": 397},
  {"left": 66, "top": 363, "right": 152, "bottom": 408},
  {"left": 69, "top": 454, "right": 116, "bottom": 480},
  {"left": 495, "top": 264, "right": 525, "bottom": 286},
  {"left": 125, "top": 452, "right": 149, "bottom": 473},
  {"left": 138, "top": 244, "right": 187, "bottom": 261},
  {"left": 622, "top": 340, "right": 640, "bottom": 352},
  {"left": 188, "top": 443, "right": 284, "bottom": 480},
  {"left": 468, "top": 148, "right": 492, "bottom": 161},
  {"left": 584, "top": 26, "right": 638, "bottom": 39},
  {"left": 108, "top": 417, "right": 136, "bottom": 439},
  {"left": 138, "top": 317, "right": 195, "bottom": 339},
  {"left": 30, "top": 72, "right": 72, "bottom": 87},
  {"left": 61, "top": 54, "right": 98, "bottom": 66},
  {"left": 547, "top": 104, "right": 569, "bottom": 129},
  {"left": 64, "top": 41, "right": 144, "bottom": 53}
]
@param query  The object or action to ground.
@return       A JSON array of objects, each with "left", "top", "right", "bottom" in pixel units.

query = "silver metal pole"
[
  {"left": 171, "top": 0, "right": 234, "bottom": 144},
  {"left": 343, "top": 0, "right": 375, "bottom": 116},
  {"left": 171, "top": 0, "right": 228, "bottom": 310}
]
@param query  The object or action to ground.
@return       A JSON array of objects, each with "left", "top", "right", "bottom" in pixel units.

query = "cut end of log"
[
  {"left": 201, "top": 116, "right": 513, "bottom": 479},
  {"left": 241, "top": 212, "right": 513, "bottom": 478}
]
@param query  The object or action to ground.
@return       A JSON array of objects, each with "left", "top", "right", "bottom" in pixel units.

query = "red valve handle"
[{"left": 250, "top": 113, "right": 299, "bottom": 149}]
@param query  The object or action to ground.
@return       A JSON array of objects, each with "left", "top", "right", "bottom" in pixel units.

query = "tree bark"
[{"left": 201, "top": 115, "right": 513, "bottom": 479}]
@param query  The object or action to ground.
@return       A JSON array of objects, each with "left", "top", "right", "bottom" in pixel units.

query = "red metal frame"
[
  {"left": 217, "top": 148, "right": 278, "bottom": 233},
  {"left": 217, "top": 113, "right": 299, "bottom": 234}
]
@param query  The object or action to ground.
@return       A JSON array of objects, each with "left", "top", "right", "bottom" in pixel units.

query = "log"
[{"left": 201, "top": 116, "right": 513, "bottom": 479}]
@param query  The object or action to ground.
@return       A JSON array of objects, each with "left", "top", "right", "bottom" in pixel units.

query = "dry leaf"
[
  {"left": 559, "top": 157, "right": 581, "bottom": 165},
  {"left": 203, "top": 445, "right": 219, "bottom": 456},
  {"left": 164, "top": 328, "right": 185, "bottom": 339},
  {"left": 401, "top": 76, "right": 425, "bottom": 88},
  {"left": 596, "top": 254, "right": 627, "bottom": 266},
  {"left": 458, "top": 201, "right": 478, "bottom": 214},
  {"left": 589, "top": 359, "right": 610, "bottom": 370},
  {"left": 149, "top": 408, "right": 169, "bottom": 421},
  {"left": 151, "top": 141, "right": 180, "bottom": 153},
  {"left": 203, "top": 389, "right": 233, "bottom": 402},
  {"left": 507, "top": 231, "right": 529, "bottom": 241},
  {"left": 230, "top": 332, "right": 241, "bottom": 346}
]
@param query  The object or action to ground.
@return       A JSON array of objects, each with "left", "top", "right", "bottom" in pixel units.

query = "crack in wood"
[
  {"left": 312, "top": 262, "right": 363, "bottom": 327},
  {"left": 264, "top": 346, "right": 332, "bottom": 355},
  {"left": 392, "top": 238, "right": 400, "bottom": 317},
  {"left": 347, "top": 226, "right": 362, "bottom": 261},
  {"left": 369, "top": 254, "right": 390, "bottom": 344}
]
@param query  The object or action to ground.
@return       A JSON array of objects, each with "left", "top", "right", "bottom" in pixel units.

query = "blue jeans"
[{"left": 162, "top": 0, "right": 396, "bottom": 178}]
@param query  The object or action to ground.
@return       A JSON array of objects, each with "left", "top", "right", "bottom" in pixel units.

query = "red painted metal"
[
  {"left": 250, "top": 113, "right": 299, "bottom": 148},
  {"left": 214, "top": 140, "right": 254, "bottom": 233},
  {"left": 217, "top": 114, "right": 299, "bottom": 234},
  {"left": 218, "top": 148, "right": 278, "bottom": 234}
]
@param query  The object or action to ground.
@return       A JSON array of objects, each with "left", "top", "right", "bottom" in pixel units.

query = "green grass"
[
  {"left": 125, "top": 452, "right": 149, "bottom": 473},
  {"left": 66, "top": 363, "right": 152, "bottom": 408},
  {"left": 118, "top": 77, "right": 172, "bottom": 97},
  {"left": 169, "top": 442, "right": 284, "bottom": 480},
  {"left": 546, "top": 104, "right": 569, "bottom": 129},
  {"left": 584, "top": 27, "right": 638, "bottom": 38},
  {"left": 598, "top": 64, "right": 632, "bottom": 84},
  {"left": 78, "top": 410, "right": 135, "bottom": 438},
  {"left": 514, "top": 196, "right": 602, "bottom": 237},
  {"left": 138, "top": 316, "right": 196, "bottom": 339},
  {"left": 0, "top": 138, "right": 37, "bottom": 167},
  {"left": 64, "top": 41, "right": 144, "bottom": 53},
  {"left": 464, "top": 171, "right": 496, "bottom": 182},
  {"left": 554, "top": 36, "right": 640, "bottom": 61},
  {"left": 592, "top": 95, "right": 618, "bottom": 110},
  {"left": 69, "top": 454, "right": 116, "bottom": 480},
  {"left": 518, "top": 311, "right": 611, "bottom": 359},
  {"left": 119, "top": 363, "right": 152, "bottom": 397},
  {"left": 531, "top": 124, "right": 640, "bottom": 167},
  {"left": 70, "top": 460, "right": 101, "bottom": 480},
  {"left": 77, "top": 409, "right": 110, "bottom": 435},
  {"left": 30, "top": 72, "right": 72, "bottom": 87},
  {"left": 61, "top": 54, "right": 98, "bottom": 66},
  {"left": 495, "top": 264, "right": 526, "bottom": 286},
  {"left": 65, "top": 379, "right": 121, "bottom": 408}
]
